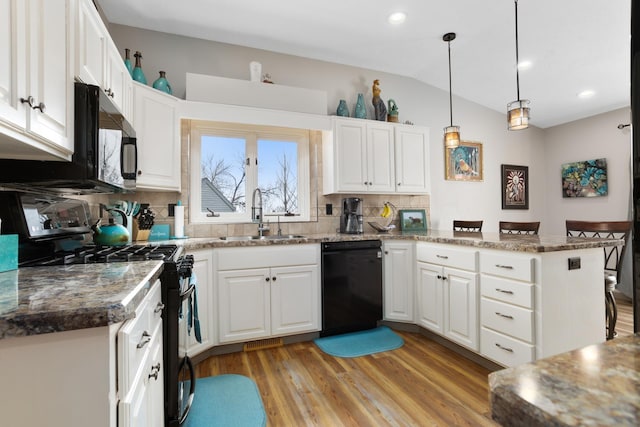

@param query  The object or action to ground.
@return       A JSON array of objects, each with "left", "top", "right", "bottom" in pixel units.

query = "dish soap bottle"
[
  {"left": 132, "top": 51, "right": 147, "bottom": 84},
  {"left": 173, "top": 200, "right": 184, "bottom": 238}
]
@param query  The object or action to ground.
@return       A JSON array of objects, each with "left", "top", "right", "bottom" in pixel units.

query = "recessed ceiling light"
[
  {"left": 388, "top": 12, "right": 407, "bottom": 25},
  {"left": 517, "top": 60, "right": 532, "bottom": 70},
  {"left": 578, "top": 90, "right": 596, "bottom": 99}
]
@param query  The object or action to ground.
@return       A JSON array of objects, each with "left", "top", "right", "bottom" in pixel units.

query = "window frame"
[{"left": 189, "top": 120, "right": 310, "bottom": 224}]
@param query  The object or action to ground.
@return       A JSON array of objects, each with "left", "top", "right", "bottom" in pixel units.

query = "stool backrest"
[
  {"left": 565, "top": 220, "right": 632, "bottom": 280},
  {"left": 453, "top": 220, "right": 483, "bottom": 232},
  {"left": 499, "top": 221, "right": 540, "bottom": 235}
]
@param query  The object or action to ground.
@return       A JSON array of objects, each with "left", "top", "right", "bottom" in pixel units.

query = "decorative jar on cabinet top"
[
  {"left": 337, "top": 99, "right": 349, "bottom": 117},
  {"left": 354, "top": 93, "right": 366, "bottom": 118},
  {"left": 152, "top": 71, "right": 173, "bottom": 95}
]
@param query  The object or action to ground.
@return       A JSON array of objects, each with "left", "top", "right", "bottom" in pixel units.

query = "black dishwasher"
[{"left": 321, "top": 240, "right": 383, "bottom": 337}]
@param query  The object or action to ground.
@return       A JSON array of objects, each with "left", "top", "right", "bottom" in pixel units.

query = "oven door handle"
[
  {"left": 179, "top": 356, "right": 196, "bottom": 424},
  {"left": 180, "top": 283, "right": 195, "bottom": 300}
]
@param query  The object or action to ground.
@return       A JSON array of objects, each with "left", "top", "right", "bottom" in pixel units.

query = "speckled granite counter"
[
  {"left": 0, "top": 260, "right": 163, "bottom": 339},
  {"left": 489, "top": 334, "right": 640, "bottom": 426},
  {"left": 162, "top": 230, "right": 621, "bottom": 253}
]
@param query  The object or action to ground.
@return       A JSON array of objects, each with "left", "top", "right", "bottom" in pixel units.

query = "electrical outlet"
[
  {"left": 326, "top": 204, "right": 333, "bottom": 215},
  {"left": 168, "top": 203, "right": 176, "bottom": 217},
  {"left": 568, "top": 257, "right": 581, "bottom": 270}
]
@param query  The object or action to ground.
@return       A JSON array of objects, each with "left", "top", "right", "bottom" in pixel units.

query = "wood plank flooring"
[
  {"left": 615, "top": 291, "right": 634, "bottom": 337},
  {"left": 194, "top": 330, "right": 498, "bottom": 426}
]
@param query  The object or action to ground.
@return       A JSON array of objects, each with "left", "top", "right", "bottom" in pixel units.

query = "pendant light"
[
  {"left": 443, "top": 32, "right": 460, "bottom": 148},
  {"left": 507, "top": 0, "right": 530, "bottom": 130}
]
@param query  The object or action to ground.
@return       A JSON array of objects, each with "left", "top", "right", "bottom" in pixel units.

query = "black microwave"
[{"left": 0, "top": 82, "right": 137, "bottom": 194}]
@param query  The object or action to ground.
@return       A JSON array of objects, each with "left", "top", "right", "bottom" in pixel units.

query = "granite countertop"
[
  {"left": 164, "top": 230, "right": 621, "bottom": 253},
  {"left": 489, "top": 334, "right": 640, "bottom": 426},
  {"left": 0, "top": 260, "right": 164, "bottom": 339}
]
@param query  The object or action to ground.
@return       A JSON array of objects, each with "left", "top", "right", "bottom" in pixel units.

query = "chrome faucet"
[{"left": 251, "top": 188, "right": 269, "bottom": 236}]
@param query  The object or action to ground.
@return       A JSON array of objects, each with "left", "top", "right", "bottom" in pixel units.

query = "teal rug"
[
  {"left": 314, "top": 326, "right": 404, "bottom": 358},
  {"left": 184, "top": 374, "right": 266, "bottom": 427}
]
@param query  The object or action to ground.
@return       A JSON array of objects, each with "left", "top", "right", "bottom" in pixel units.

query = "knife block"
[{"left": 132, "top": 221, "right": 150, "bottom": 242}]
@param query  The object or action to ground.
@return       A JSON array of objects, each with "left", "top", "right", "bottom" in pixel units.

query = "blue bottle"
[
  {"left": 152, "top": 71, "right": 173, "bottom": 95},
  {"left": 123, "top": 48, "right": 133, "bottom": 77},
  {"left": 132, "top": 51, "right": 147, "bottom": 85}
]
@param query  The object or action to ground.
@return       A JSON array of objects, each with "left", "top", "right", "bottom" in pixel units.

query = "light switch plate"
[{"left": 568, "top": 257, "right": 581, "bottom": 270}]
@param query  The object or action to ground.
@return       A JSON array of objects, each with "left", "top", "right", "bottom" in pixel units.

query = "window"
[{"left": 189, "top": 121, "right": 310, "bottom": 223}]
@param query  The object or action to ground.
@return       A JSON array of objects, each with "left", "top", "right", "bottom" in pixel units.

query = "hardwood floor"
[
  {"left": 194, "top": 330, "right": 498, "bottom": 426},
  {"left": 614, "top": 291, "right": 634, "bottom": 338}
]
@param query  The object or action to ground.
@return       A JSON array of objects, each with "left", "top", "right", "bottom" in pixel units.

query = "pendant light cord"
[
  {"left": 447, "top": 39, "right": 454, "bottom": 126},
  {"left": 514, "top": 0, "right": 521, "bottom": 101}
]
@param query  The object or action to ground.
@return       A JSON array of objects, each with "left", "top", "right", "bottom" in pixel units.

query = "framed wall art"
[
  {"left": 399, "top": 209, "right": 427, "bottom": 234},
  {"left": 501, "top": 164, "right": 529, "bottom": 209},
  {"left": 561, "top": 158, "right": 608, "bottom": 198},
  {"left": 445, "top": 141, "right": 483, "bottom": 181}
]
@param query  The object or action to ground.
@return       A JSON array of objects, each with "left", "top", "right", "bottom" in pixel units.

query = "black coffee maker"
[{"left": 340, "top": 197, "right": 363, "bottom": 234}]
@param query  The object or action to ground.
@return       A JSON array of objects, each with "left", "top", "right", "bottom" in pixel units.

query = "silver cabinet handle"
[
  {"left": 136, "top": 331, "right": 151, "bottom": 348},
  {"left": 20, "top": 96, "right": 34, "bottom": 107},
  {"left": 495, "top": 312, "right": 514, "bottom": 319},
  {"left": 495, "top": 343, "right": 514, "bottom": 353},
  {"left": 148, "top": 362, "right": 161, "bottom": 380},
  {"left": 32, "top": 101, "right": 45, "bottom": 113},
  {"left": 154, "top": 302, "right": 165, "bottom": 313},
  {"left": 495, "top": 288, "right": 514, "bottom": 295},
  {"left": 436, "top": 255, "right": 449, "bottom": 259},
  {"left": 495, "top": 264, "right": 514, "bottom": 269}
]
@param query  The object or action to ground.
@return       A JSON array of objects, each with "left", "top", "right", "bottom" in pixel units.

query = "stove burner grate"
[{"left": 22, "top": 244, "right": 180, "bottom": 266}]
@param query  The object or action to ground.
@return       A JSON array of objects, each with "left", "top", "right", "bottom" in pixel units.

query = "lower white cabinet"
[
  {"left": 416, "top": 243, "right": 479, "bottom": 351},
  {"left": 214, "top": 244, "right": 320, "bottom": 344},
  {"left": 383, "top": 241, "right": 415, "bottom": 322}
]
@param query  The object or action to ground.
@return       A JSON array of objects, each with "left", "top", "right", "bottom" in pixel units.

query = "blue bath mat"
[
  {"left": 184, "top": 374, "right": 266, "bottom": 427},
  {"left": 314, "top": 326, "right": 404, "bottom": 358}
]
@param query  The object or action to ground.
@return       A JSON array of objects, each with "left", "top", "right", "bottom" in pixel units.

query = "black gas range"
[{"left": 0, "top": 191, "right": 197, "bottom": 426}]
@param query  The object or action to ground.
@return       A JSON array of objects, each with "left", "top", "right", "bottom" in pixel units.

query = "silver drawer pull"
[
  {"left": 495, "top": 288, "right": 514, "bottom": 295},
  {"left": 495, "top": 343, "right": 514, "bottom": 353},
  {"left": 495, "top": 312, "right": 514, "bottom": 319},
  {"left": 154, "top": 302, "right": 165, "bottom": 313},
  {"left": 436, "top": 255, "right": 449, "bottom": 259},
  {"left": 137, "top": 331, "right": 151, "bottom": 349},
  {"left": 148, "top": 362, "right": 161, "bottom": 380},
  {"left": 495, "top": 264, "right": 514, "bottom": 269}
]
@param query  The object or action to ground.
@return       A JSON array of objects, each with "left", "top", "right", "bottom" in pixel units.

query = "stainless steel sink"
[{"left": 219, "top": 235, "right": 305, "bottom": 241}]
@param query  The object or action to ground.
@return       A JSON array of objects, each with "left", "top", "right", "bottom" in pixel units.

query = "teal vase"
[
  {"left": 152, "top": 71, "right": 173, "bottom": 95},
  {"left": 336, "top": 99, "right": 349, "bottom": 117},
  {"left": 132, "top": 51, "right": 147, "bottom": 84},
  {"left": 123, "top": 48, "right": 133, "bottom": 77},
  {"left": 354, "top": 93, "right": 366, "bottom": 119}
]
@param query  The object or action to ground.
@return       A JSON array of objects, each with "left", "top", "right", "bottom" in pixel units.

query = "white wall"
[{"left": 109, "top": 24, "right": 546, "bottom": 233}]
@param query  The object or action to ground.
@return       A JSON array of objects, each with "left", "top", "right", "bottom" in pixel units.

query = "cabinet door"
[
  {"left": 334, "top": 119, "right": 368, "bottom": 192},
  {"left": 367, "top": 122, "right": 395, "bottom": 192},
  {"left": 146, "top": 334, "right": 164, "bottom": 427},
  {"left": 76, "top": 0, "right": 106, "bottom": 87},
  {"left": 187, "top": 250, "right": 215, "bottom": 355},
  {"left": 394, "top": 126, "right": 430, "bottom": 194},
  {"left": 416, "top": 262, "right": 444, "bottom": 334},
  {"left": 270, "top": 264, "right": 320, "bottom": 335},
  {"left": 133, "top": 82, "right": 181, "bottom": 191},
  {"left": 0, "top": 0, "right": 27, "bottom": 129},
  {"left": 106, "top": 38, "right": 132, "bottom": 117},
  {"left": 444, "top": 267, "right": 479, "bottom": 351},
  {"left": 383, "top": 241, "right": 415, "bottom": 322},
  {"left": 217, "top": 268, "right": 270, "bottom": 343},
  {"left": 27, "top": 0, "right": 73, "bottom": 153}
]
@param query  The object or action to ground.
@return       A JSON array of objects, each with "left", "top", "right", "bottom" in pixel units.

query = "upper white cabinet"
[
  {"left": 322, "top": 117, "right": 429, "bottom": 195},
  {"left": 76, "top": 0, "right": 132, "bottom": 118},
  {"left": 133, "top": 82, "right": 181, "bottom": 191},
  {"left": 0, "top": 0, "right": 74, "bottom": 161}
]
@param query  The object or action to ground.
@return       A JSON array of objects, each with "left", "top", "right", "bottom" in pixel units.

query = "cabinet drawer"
[
  {"left": 480, "top": 251, "right": 534, "bottom": 282},
  {"left": 481, "top": 275, "right": 533, "bottom": 308},
  {"left": 481, "top": 327, "right": 534, "bottom": 367},
  {"left": 416, "top": 244, "right": 478, "bottom": 271},
  {"left": 481, "top": 298, "right": 533, "bottom": 342}
]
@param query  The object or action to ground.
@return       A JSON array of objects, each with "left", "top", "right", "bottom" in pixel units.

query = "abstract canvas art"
[{"left": 561, "top": 158, "right": 608, "bottom": 198}]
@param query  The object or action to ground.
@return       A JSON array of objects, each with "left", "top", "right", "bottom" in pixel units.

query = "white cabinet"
[
  {"left": 133, "top": 82, "right": 181, "bottom": 191},
  {"left": 416, "top": 243, "right": 479, "bottom": 351},
  {"left": 215, "top": 244, "right": 320, "bottom": 344},
  {"left": 184, "top": 249, "right": 216, "bottom": 356},
  {"left": 323, "top": 117, "right": 429, "bottom": 195},
  {"left": 0, "top": 0, "right": 74, "bottom": 161},
  {"left": 118, "top": 279, "right": 164, "bottom": 427},
  {"left": 76, "top": 0, "right": 132, "bottom": 117},
  {"left": 383, "top": 241, "right": 415, "bottom": 322}
]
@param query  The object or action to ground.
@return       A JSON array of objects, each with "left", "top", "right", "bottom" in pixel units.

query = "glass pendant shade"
[
  {"left": 444, "top": 125, "right": 460, "bottom": 148},
  {"left": 507, "top": 99, "right": 530, "bottom": 130}
]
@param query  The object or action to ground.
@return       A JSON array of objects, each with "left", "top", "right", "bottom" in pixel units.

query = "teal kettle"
[{"left": 92, "top": 209, "right": 130, "bottom": 246}]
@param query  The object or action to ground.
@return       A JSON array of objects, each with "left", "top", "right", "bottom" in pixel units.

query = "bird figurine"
[{"left": 372, "top": 79, "right": 387, "bottom": 121}]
